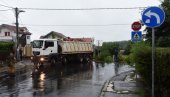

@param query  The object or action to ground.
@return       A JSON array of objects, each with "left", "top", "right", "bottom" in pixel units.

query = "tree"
[{"left": 145, "top": 0, "right": 170, "bottom": 47}]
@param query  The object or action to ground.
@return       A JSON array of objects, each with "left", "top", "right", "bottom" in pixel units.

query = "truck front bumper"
[{"left": 31, "top": 56, "right": 48, "bottom": 64}]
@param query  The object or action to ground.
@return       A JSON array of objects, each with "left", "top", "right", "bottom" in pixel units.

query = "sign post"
[
  {"left": 152, "top": 28, "right": 155, "bottom": 97},
  {"left": 142, "top": 6, "right": 165, "bottom": 97}
]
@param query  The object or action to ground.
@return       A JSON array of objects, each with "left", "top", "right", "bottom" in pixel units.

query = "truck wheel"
[
  {"left": 62, "top": 57, "right": 68, "bottom": 64},
  {"left": 79, "top": 57, "right": 83, "bottom": 63},
  {"left": 51, "top": 58, "right": 56, "bottom": 65},
  {"left": 85, "top": 57, "right": 89, "bottom": 62}
]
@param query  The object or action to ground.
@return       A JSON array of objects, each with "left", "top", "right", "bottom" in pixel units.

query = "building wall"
[
  {"left": 0, "top": 28, "right": 31, "bottom": 47},
  {"left": 0, "top": 28, "right": 23, "bottom": 37},
  {"left": 0, "top": 28, "right": 15, "bottom": 41},
  {"left": 0, "top": 28, "right": 15, "bottom": 37}
]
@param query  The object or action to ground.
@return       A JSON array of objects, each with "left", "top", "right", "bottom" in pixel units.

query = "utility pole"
[
  {"left": 97, "top": 40, "right": 100, "bottom": 57},
  {"left": 96, "top": 40, "right": 102, "bottom": 57},
  {"left": 15, "top": 7, "right": 25, "bottom": 61},
  {"left": 15, "top": 7, "right": 19, "bottom": 61}
]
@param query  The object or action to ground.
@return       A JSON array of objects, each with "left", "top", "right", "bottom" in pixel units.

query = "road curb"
[
  {"left": 99, "top": 70, "right": 136, "bottom": 97},
  {"left": 99, "top": 80, "right": 109, "bottom": 97}
]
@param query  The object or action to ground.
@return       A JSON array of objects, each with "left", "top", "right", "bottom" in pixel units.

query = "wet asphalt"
[{"left": 0, "top": 61, "right": 130, "bottom": 97}]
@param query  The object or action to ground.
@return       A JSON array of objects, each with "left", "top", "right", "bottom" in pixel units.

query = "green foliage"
[
  {"left": 145, "top": 0, "right": 170, "bottom": 47},
  {"left": 104, "top": 56, "right": 113, "bottom": 63},
  {"left": 116, "top": 41, "right": 129, "bottom": 49},
  {"left": 123, "top": 41, "right": 132, "bottom": 55},
  {"left": 154, "top": 48, "right": 170, "bottom": 97},
  {"left": 130, "top": 42, "right": 151, "bottom": 85},
  {"left": 162, "top": 0, "right": 170, "bottom": 23},
  {"left": 101, "top": 42, "right": 119, "bottom": 56},
  {"left": 51, "top": 32, "right": 56, "bottom": 39},
  {"left": 122, "top": 55, "right": 131, "bottom": 65},
  {"left": 134, "top": 89, "right": 145, "bottom": 97},
  {"left": 130, "top": 42, "right": 170, "bottom": 97},
  {"left": 0, "top": 42, "right": 14, "bottom": 53},
  {"left": 96, "top": 42, "right": 118, "bottom": 62},
  {"left": 157, "top": 37, "right": 170, "bottom": 47},
  {"left": 94, "top": 41, "right": 130, "bottom": 63},
  {"left": 130, "top": 42, "right": 151, "bottom": 63}
]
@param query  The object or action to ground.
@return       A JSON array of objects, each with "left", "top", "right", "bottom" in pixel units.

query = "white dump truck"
[{"left": 31, "top": 39, "right": 93, "bottom": 65}]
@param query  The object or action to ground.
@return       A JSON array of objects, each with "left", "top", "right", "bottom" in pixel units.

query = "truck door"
[{"left": 43, "top": 41, "right": 57, "bottom": 55}]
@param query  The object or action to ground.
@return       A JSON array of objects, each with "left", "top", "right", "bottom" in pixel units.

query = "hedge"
[
  {"left": 0, "top": 42, "right": 14, "bottom": 52},
  {"left": 130, "top": 42, "right": 170, "bottom": 97}
]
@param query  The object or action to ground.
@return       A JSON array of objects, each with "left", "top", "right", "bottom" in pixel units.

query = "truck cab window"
[
  {"left": 45, "top": 41, "right": 54, "bottom": 48},
  {"left": 32, "top": 40, "right": 43, "bottom": 48}
]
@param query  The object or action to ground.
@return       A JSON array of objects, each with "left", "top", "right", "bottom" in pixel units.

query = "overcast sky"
[{"left": 0, "top": 0, "right": 161, "bottom": 44}]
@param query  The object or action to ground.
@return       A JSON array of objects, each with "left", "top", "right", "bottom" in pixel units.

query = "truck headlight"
[{"left": 40, "top": 57, "right": 44, "bottom": 61}]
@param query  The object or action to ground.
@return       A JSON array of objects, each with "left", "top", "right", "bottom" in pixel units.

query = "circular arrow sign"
[
  {"left": 142, "top": 6, "right": 165, "bottom": 28},
  {"left": 131, "top": 22, "right": 141, "bottom": 31}
]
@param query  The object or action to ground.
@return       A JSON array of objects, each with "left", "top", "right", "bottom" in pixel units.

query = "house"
[
  {"left": 0, "top": 24, "right": 31, "bottom": 47},
  {"left": 40, "top": 31, "right": 66, "bottom": 40}
]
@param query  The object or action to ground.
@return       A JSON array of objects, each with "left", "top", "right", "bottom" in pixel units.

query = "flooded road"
[{"left": 0, "top": 61, "right": 132, "bottom": 97}]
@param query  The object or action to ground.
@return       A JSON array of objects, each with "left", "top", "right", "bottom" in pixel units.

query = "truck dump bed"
[{"left": 58, "top": 41, "right": 93, "bottom": 54}]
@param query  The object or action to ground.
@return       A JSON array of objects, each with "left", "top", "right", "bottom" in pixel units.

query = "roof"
[
  {"left": 40, "top": 31, "right": 66, "bottom": 39},
  {"left": 0, "top": 24, "right": 31, "bottom": 35}
]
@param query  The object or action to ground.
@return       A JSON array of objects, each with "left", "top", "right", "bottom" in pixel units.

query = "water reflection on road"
[{"left": 0, "top": 61, "right": 132, "bottom": 97}]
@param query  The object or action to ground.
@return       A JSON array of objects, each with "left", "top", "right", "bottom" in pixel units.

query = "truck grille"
[{"left": 33, "top": 51, "right": 40, "bottom": 55}]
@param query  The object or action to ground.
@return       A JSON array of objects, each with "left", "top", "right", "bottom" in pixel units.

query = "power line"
[
  {"left": 21, "top": 23, "right": 130, "bottom": 27},
  {"left": 0, "top": 3, "right": 13, "bottom": 8},
  {"left": 0, "top": 0, "right": 12, "bottom": 7},
  {"left": 0, "top": 9, "right": 12, "bottom": 11},
  {"left": 20, "top": 7, "right": 146, "bottom": 11}
]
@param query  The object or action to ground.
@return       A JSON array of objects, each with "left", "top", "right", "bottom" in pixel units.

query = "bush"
[
  {"left": 123, "top": 55, "right": 132, "bottom": 65},
  {"left": 130, "top": 42, "right": 170, "bottom": 97},
  {"left": 104, "top": 56, "right": 113, "bottom": 63},
  {"left": 131, "top": 42, "right": 151, "bottom": 85},
  {"left": 155, "top": 48, "right": 170, "bottom": 97},
  {"left": 0, "top": 42, "right": 14, "bottom": 53},
  {"left": 0, "top": 42, "right": 14, "bottom": 61},
  {"left": 157, "top": 37, "right": 170, "bottom": 47}
]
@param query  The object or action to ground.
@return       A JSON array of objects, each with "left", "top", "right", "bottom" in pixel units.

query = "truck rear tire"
[
  {"left": 84, "top": 57, "right": 89, "bottom": 63},
  {"left": 51, "top": 57, "right": 57, "bottom": 65},
  {"left": 79, "top": 57, "right": 83, "bottom": 63},
  {"left": 62, "top": 57, "right": 68, "bottom": 64}
]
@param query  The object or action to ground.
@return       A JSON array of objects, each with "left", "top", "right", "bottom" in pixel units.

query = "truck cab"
[{"left": 31, "top": 39, "right": 58, "bottom": 62}]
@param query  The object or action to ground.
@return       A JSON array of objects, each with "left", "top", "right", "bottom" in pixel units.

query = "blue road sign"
[
  {"left": 142, "top": 6, "right": 165, "bottom": 28},
  {"left": 131, "top": 31, "right": 142, "bottom": 42}
]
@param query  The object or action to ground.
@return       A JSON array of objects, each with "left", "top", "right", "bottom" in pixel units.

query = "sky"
[{"left": 0, "top": 0, "right": 161, "bottom": 44}]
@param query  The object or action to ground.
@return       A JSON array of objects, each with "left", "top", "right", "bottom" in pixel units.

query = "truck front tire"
[{"left": 51, "top": 57, "right": 57, "bottom": 65}]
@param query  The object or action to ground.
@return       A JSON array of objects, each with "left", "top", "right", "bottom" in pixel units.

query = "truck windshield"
[{"left": 32, "top": 40, "right": 43, "bottom": 48}]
